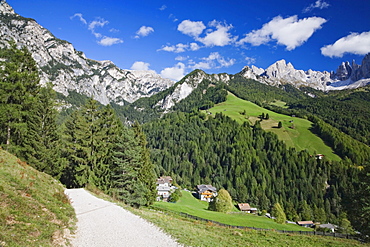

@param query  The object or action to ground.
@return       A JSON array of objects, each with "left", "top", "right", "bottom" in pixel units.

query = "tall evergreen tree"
[
  {"left": 22, "top": 83, "right": 62, "bottom": 177},
  {"left": 132, "top": 121, "right": 157, "bottom": 206},
  {"left": 0, "top": 42, "right": 40, "bottom": 156}
]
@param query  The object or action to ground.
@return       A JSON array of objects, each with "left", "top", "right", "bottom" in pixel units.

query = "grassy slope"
[
  {"left": 86, "top": 188, "right": 366, "bottom": 247},
  {"left": 0, "top": 149, "right": 75, "bottom": 246},
  {"left": 154, "top": 191, "right": 311, "bottom": 231},
  {"left": 207, "top": 93, "right": 341, "bottom": 161},
  {"left": 135, "top": 207, "right": 365, "bottom": 247}
]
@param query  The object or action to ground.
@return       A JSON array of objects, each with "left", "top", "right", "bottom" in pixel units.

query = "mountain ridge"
[
  {"left": 0, "top": 0, "right": 174, "bottom": 105},
  {"left": 1, "top": 0, "right": 370, "bottom": 107}
]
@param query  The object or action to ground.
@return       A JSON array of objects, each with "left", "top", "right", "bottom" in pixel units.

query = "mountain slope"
[
  {"left": 0, "top": 0, "right": 174, "bottom": 105},
  {"left": 0, "top": 148, "right": 75, "bottom": 246}
]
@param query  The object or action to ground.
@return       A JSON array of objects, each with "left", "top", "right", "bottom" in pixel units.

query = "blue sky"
[{"left": 6, "top": 0, "right": 370, "bottom": 81}]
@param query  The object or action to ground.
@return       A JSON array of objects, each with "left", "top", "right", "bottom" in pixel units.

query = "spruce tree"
[
  {"left": 111, "top": 125, "right": 147, "bottom": 207},
  {"left": 132, "top": 121, "right": 157, "bottom": 206},
  {"left": 0, "top": 42, "right": 40, "bottom": 156},
  {"left": 22, "top": 83, "right": 62, "bottom": 177}
]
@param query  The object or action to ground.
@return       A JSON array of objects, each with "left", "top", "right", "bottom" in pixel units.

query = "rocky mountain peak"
[
  {"left": 0, "top": 0, "right": 15, "bottom": 15},
  {"left": 240, "top": 53, "right": 370, "bottom": 91},
  {"left": 0, "top": 2, "right": 174, "bottom": 105}
]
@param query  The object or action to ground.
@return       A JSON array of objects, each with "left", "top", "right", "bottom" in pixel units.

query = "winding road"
[{"left": 65, "top": 188, "right": 181, "bottom": 247}]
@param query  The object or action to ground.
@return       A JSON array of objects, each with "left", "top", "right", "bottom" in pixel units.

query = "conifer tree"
[
  {"left": 132, "top": 121, "right": 157, "bottom": 206},
  {"left": 0, "top": 42, "right": 40, "bottom": 156},
  {"left": 22, "top": 83, "right": 62, "bottom": 177},
  {"left": 111, "top": 125, "right": 147, "bottom": 207}
]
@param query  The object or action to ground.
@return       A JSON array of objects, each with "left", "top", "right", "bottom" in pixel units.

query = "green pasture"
[
  {"left": 206, "top": 93, "right": 341, "bottom": 161},
  {"left": 154, "top": 191, "right": 312, "bottom": 231}
]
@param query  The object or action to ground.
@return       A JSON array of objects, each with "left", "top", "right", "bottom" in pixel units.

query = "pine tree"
[
  {"left": 132, "top": 121, "right": 157, "bottom": 206},
  {"left": 111, "top": 125, "right": 146, "bottom": 207},
  {"left": 22, "top": 83, "right": 62, "bottom": 177},
  {"left": 0, "top": 42, "right": 40, "bottom": 156}
]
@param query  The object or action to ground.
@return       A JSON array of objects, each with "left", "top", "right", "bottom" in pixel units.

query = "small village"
[{"left": 155, "top": 176, "right": 338, "bottom": 233}]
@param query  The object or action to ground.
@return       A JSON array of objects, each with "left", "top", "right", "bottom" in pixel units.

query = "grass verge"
[{"left": 0, "top": 149, "right": 75, "bottom": 246}]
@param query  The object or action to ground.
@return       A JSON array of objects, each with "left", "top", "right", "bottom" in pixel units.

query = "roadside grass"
[
  {"left": 153, "top": 191, "right": 311, "bottom": 231},
  {"left": 84, "top": 187, "right": 366, "bottom": 247},
  {"left": 207, "top": 93, "right": 341, "bottom": 161},
  {"left": 0, "top": 149, "right": 75, "bottom": 246}
]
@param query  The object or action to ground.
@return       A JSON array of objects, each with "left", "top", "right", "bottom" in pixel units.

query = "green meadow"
[
  {"left": 154, "top": 191, "right": 311, "bottom": 231},
  {"left": 206, "top": 93, "right": 341, "bottom": 161}
]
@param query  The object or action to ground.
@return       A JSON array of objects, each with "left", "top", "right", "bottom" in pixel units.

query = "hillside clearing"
[{"left": 207, "top": 93, "right": 341, "bottom": 161}]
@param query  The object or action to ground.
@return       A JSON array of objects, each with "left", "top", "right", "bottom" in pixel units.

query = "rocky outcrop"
[
  {"left": 240, "top": 54, "right": 370, "bottom": 91},
  {"left": 156, "top": 70, "right": 232, "bottom": 110},
  {"left": 0, "top": 1, "right": 174, "bottom": 105}
]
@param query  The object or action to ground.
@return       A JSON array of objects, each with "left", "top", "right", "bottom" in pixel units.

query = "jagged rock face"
[
  {"left": 156, "top": 70, "right": 232, "bottom": 110},
  {"left": 0, "top": 1, "right": 174, "bottom": 105},
  {"left": 240, "top": 55, "right": 370, "bottom": 91}
]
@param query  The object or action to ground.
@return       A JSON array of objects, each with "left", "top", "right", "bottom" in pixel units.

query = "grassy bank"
[
  {"left": 207, "top": 93, "right": 341, "bottom": 161},
  {"left": 0, "top": 149, "right": 75, "bottom": 246},
  {"left": 153, "top": 191, "right": 311, "bottom": 231}
]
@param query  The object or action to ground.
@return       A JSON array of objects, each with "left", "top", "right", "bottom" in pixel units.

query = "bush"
[{"left": 208, "top": 189, "right": 233, "bottom": 213}]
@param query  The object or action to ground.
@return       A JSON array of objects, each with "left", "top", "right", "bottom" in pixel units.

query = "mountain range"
[{"left": 1, "top": 0, "right": 370, "bottom": 106}]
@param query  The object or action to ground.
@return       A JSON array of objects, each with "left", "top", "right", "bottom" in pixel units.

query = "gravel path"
[{"left": 65, "top": 188, "right": 181, "bottom": 247}]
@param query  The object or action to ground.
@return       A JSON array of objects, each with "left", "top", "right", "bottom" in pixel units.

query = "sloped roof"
[
  {"left": 238, "top": 203, "right": 251, "bottom": 211},
  {"left": 196, "top": 184, "right": 217, "bottom": 193},
  {"left": 157, "top": 176, "right": 173, "bottom": 185},
  {"left": 297, "top": 221, "right": 314, "bottom": 225}
]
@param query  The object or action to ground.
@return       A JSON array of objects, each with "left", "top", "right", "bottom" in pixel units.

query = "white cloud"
[
  {"left": 245, "top": 57, "right": 256, "bottom": 65},
  {"left": 159, "top": 5, "right": 167, "bottom": 11},
  {"left": 71, "top": 13, "right": 87, "bottom": 25},
  {"left": 131, "top": 61, "right": 151, "bottom": 70},
  {"left": 135, "top": 26, "right": 154, "bottom": 38},
  {"left": 321, "top": 31, "right": 370, "bottom": 57},
  {"left": 158, "top": 43, "right": 201, "bottom": 53},
  {"left": 303, "top": 0, "right": 330, "bottom": 13},
  {"left": 160, "top": 63, "right": 186, "bottom": 81},
  {"left": 190, "top": 52, "right": 236, "bottom": 70},
  {"left": 238, "top": 15, "right": 326, "bottom": 50},
  {"left": 190, "top": 42, "right": 201, "bottom": 51},
  {"left": 178, "top": 20, "right": 206, "bottom": 37},
  {"left": 88, "top": 18, "right": 109, "bottom": 38},
  {"left": 175, "top": 56, "right": 189, "bottom": 61},
  {"left": 196, "top": 21, "right": 236, "bottom": 47},
  {"left": 98, "top": 37, "right": 123, "bottom": 46},
  {"left": 110, "top": 28, "right": 119, "bottom": 33}
]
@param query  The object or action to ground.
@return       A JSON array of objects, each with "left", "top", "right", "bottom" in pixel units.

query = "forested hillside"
[
  {"left": 144, "top": 111, "right": 358, "bottom": 225},
  {"left": 289, "top": 86, "right": 370, "bottom": 146},
  {"left": 1, "top": 44, "right": 370, "bottom": 239}
]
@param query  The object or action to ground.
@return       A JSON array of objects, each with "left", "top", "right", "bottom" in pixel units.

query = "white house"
[
  {"left": 196, "top": 184, "right": 217, "bottom": 202},
  {"left": 156, "top": 176, "right": 175, "bottom": 201}
]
